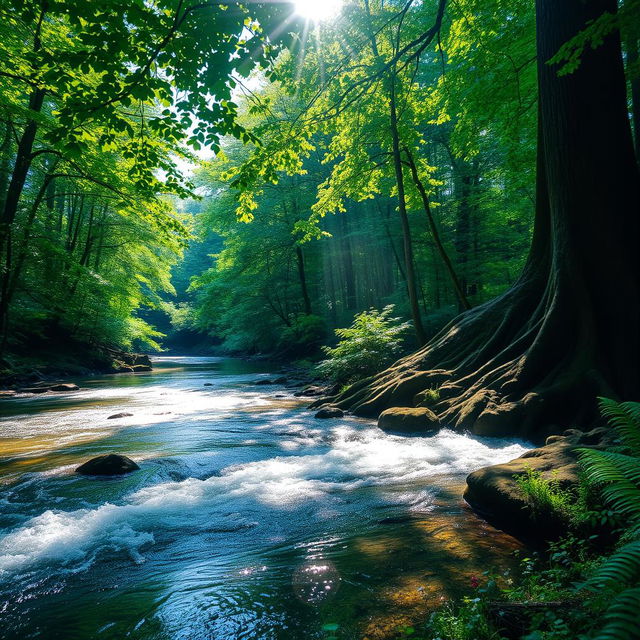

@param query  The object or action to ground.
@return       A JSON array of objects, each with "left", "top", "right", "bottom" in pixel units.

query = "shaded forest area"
[{"left": 0, "top": 0, "right": 537, "bottom": 374}]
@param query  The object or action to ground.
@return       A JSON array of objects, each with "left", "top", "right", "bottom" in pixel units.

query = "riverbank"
[{"left": 0, "top": 342, "right": 154, "bottom": 390}]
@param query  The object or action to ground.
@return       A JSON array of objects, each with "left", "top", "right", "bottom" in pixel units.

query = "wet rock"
[
  {"left": 464, "top": 427, "right": 611, "bottom": 543},
  {"left": 109, "top": 351, "right": 153, "bottom": 374},
  {"left": 18, "top": 386, "right": 50, "bottom": 394},
  {"left": 204, "top": 383, "right": 213, "bottom": 386},
  {"left": 294, "top": 385, "right": 327, "bottom": 397},
  {"left": 0, "top": 390, "right": 16, "bottom": 398},
  {"left": 273, "top": 376, "right": 288, "bottom": 384},
  {"left": 378, "top": 407, "right": 440, "bottom": 434},
  {"left": 76, "top": 454, "right": 140, "bottom": 476},
  {"left": 108, "top": 412, "right": 133, "bottom": 420},
  {"left": 315, "top": 407, "right": 345, "bottom": 419},
  {"left": 255, "top": 379, "right": 275, "bottom": 386},
  {"left": 50, "top": 383, "right": 79, "bottom": 392}
]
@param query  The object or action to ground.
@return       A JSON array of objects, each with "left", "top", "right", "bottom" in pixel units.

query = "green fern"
[
  {"left": 598, "top": 397, "right": 640, "bottom": 453},
  {"left": 592, "top": 587, "right": 640, "bottom": 640},
  {"left": 577, "top": 398, "right": 640, "bottom": 640},
  {"left": 585, "top": 541, "right": 640, "bottom": 590}
]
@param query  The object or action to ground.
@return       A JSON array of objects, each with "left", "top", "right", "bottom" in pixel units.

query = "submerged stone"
[
  {"left": 315, "top": 407, "right": 344, "bottom": 419},
  {"left": 50, "top": 383, "right": 80, "bottom": 392},
  {"left": 107, "top": 412, "right": 133, "bottom": 420},
  {"left": 76, "top": 454, "right": 140, "bottom": 476},
  {"left": 377, "top": 406, "right": 440, "bottom": 434}
]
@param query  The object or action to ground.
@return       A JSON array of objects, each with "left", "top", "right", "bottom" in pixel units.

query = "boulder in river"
[
  {"left": 315, "top": 407, "right": 345, "bottom": 419},
  {"left": 378, "top": 406, "right": 440, "bottom": 434},
  {"left": 464, "top": 427, "right": 611, "bottom": 544},
  {"left": 204, "top": 383, "right": 213, "bottom": 386},
  {"left": 107, "top": 412, "right": 133, "bottom": 420},
  {"left": 76, "top": 454, "right": 140, "bottom": 476},
  {"left": 19, "top": 382, "right": 80, "bottom": 393},
  {"left": 255, "top": 379, "right": 275, "bottom": 386},
  {"left": 50, "top": 383, "right": 80, "bottom": 392}
]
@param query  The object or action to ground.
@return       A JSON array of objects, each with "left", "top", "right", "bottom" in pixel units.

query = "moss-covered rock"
[
  {"left": 463, "top": 428, "right": 610, "bottom": 543},
  {"left": 378, "top": 406, "right": 440, "bottom": 434}
]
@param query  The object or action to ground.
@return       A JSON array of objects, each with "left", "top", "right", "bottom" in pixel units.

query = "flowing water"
[{"left": 0, "top": 357, "right": 530, "bottom": 640}]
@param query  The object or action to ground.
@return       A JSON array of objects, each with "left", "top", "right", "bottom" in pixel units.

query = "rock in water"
[
  {"left": 107, "top": 412, "right": 133, "bottom": 420},
  {"left": 464, "top": 427, "right": 611, "bottom": 543},
  {"left": 377, "top": 407, "right": 440, "bottom": 433},
  {"left": 315, "top": 407, "right": 345, "bottom": 419},
  {"left": 50, "top": 383, "right": 80, "bottom": 391},
  {"left": 76, "top": 454, "right": 140, "bottom": 476}
]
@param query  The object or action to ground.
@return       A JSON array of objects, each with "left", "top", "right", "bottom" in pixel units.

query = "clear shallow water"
[{"left": 0, "top": 357, "right": 530, "bottom": 640}]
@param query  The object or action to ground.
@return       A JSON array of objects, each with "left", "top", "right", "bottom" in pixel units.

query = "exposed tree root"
[{"left": 315, "top": 272, "right": 614, "bottom": 443}]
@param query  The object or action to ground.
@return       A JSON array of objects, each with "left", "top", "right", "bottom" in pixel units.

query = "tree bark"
[
  {"left": 296, "top": 245, "right": 313, "bottom": 315},
  {"left": 389, "top": 75, "right": 427, "bottom": 346}
]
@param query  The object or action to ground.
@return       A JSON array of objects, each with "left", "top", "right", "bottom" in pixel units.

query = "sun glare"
[{"left": 295, "top": 0, "right": 343, "bottom": 22}]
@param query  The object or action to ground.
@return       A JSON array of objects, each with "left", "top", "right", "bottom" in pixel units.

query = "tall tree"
[{"left": 326, "top": 0, "right": 640, "bottom": 441}]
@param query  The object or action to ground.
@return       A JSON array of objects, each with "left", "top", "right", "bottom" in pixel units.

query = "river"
[{"left": 0, "top": 357, "right": 530, "bottom": 639}]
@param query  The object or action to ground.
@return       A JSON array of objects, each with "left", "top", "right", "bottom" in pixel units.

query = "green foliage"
[
  {"left": 576, "top": 399, "right": 640, "bottom": 640},
  {"left": 424, "top": 598, "right": 497, "bottom": 640},
  {"left": 514, "top": 468, "right": 578, "bottom": 524},
  {"left": 548, "top": 0, "right": 640, "bottom": 75},
  {"left": 279, "top": 314, "right": 327, "bottom": 357},
  {"left": 317, "top": 306, "right": 410, "bottom": 384}
]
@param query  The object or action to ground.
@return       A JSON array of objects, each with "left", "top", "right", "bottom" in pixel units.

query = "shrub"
[{"left": 316, "top": 305, "right": 411, "bottom": 384}]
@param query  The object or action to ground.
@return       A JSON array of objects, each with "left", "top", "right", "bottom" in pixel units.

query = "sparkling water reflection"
[{"left": 0, "top": 357, "right": 530, "bottom": 639}]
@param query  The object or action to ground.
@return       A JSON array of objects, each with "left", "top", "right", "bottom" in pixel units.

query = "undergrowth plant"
[
  {"left": 316, "top": 305, "right": 410, "bottom": 384},
  {"left": 514, "top": 468, "right": 578, "bottom": 525},
  {"left": 577, "top": 398, "right": 640, "bottom": 640}
]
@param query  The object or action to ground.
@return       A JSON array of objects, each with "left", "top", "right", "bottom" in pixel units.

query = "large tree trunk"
[{"left": 320, "top": 0, "right": 640, "bottom": 442}]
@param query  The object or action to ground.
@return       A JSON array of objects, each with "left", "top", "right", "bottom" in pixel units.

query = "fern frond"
[
  {"left": 598, "top": 398, "right": 640, "bottom": 453},
  {"left": 585, "top": 541, "right": 640, "bottom": 590},
  {"left": 593, "top": 587, "right": 640, "bottom": 640},
  {"left": 579, "top": 449, "right": 640, "bottom": 486},
  {"left": 579, "top": 449, "right": 640, "bottom": 521}
]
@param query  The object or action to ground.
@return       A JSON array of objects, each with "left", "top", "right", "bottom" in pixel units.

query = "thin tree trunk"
[
  {"left": 296, "top": 245, "right": 313, "bottom": 315},
  {"left": 404, "top": 147, "right": 471, "bottom": 310},
  {"left": 389, "top": 74, "right": 427, "bottom": 346}
]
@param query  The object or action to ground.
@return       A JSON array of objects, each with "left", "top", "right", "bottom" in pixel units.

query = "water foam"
[{"left": 0, "top": 427, "right": 529, "bottom": 576}]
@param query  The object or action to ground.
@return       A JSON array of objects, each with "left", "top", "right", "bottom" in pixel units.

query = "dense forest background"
[
  {"left": 1, "top": 0, "right": 638, "bottom": 435},
  {"left": 0, "top": 0, "right": 541, "bottom": 363}
]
